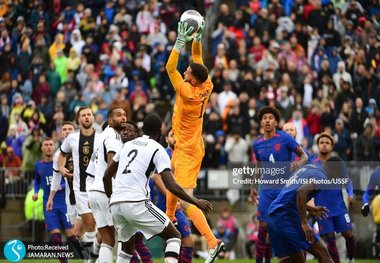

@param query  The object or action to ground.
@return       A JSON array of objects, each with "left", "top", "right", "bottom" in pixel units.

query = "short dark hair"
[
  {"left": 62, "top": 121, "right": 75, "bottom": 129},
  {"left": 126, "top": 120, "right": 139, "bottom": 134},
  {"left": 166, "top": 126, "right": 172, "bottom": 137},
  {"left": 102, "top": 121, "right": 109, "bottom": 131},
  {"left": 42, "top": 137, "right": 54, "bottom": 144},
  {"left": 324, "top": 156, "right": 343, "bottom": 179},
  {"left": 316, "top": 132, "right": 335, "bottom": 146},
  {"left": 76, "top": 106, "right": 91, "bottom": 121},
  {"left": 142, "top": 113, "right": 162, "bottom": 136},
  {"left": 190, "top": 63, "right": 209, "bottom": 83},
  {"left": 257, "top": 106, "right": 281, "bottom": 123},
  {"left": 107, "top": 106, "right": 127, "bottom": 119}
]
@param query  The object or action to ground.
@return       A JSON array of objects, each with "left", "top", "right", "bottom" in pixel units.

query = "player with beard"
[
  {"left": 86, "top": 107, "right": 127, "bottom": 263},
  {"left": 58, "top": 106, "right": 102, "bottom": 256},
  {"left": 251, "top": 107, "right": 309, "bottom": 263},
  {"left": 313, "top": 133, "right": 355, "bottom": 263}
]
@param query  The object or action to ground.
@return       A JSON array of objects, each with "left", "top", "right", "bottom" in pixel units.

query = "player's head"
[
  {"left": 316, "top": 132, "right": 334, "bottom": 156},
  {"left": 323, "top": 156, "right": 343, "bottom": 180},
  {"left": 61, "top": 121, "right": 75, "bottom": 140},
  {"left": 41, "top": 137, "right": 55, "bottom": 158},
  {"left": 184, "top": 62, "right": 209, "bottom": 85},
  {"left": 283, "top": 122, "right": 297, "bottom": 139},
  {"left": 122, "top": 121, "right": 140, "bottom": 143},
  {"left": 166, "top": 127, "right": 175, "bottom": 150},
  {"left": 77, "top": 106, "right": 94, "bottom": 129},
  {"left": 257, "top": 106, "right": 280, "bottom": 132},
  {"left": 142, "top": 113, "right": 162, "bottom": 141},
  {"left": 108, "top": 107, "right": 127, "bottom": 132}
]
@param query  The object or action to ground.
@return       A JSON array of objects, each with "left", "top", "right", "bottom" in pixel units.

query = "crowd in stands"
[{"left": 0, "top": 0, "right": 379, "bottom": 172}]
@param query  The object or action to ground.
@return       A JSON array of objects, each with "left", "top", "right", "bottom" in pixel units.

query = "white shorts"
[
  {"left": 67, "top": 203, "right": 77, "bottom": 225},
  {"left": 88, "top": 191, "right": 113, "bottom": 228},
  {"left": 111, "top": 200, "right": 169, "bottom": 242},
  {"left": 74, "top": 190, "right": 91, "bottom": 215}
]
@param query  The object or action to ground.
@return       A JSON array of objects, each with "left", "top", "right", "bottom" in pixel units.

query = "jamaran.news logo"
[{"left": 3, "top": 239, "right": 26, "bottom": 262}]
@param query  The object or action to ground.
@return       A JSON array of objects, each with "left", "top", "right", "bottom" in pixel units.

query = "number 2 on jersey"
[{"left": 122, "top": 149, "right": 138, "bottom": 174}]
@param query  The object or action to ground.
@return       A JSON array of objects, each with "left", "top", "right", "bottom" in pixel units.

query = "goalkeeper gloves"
[
  {"left": 174, "top": 21, "right": 193, "bottom": 52},
  {"left": 194, "top": 18, "right": 205, "bottom": 42},
  {"left": 361, "top": 203, "right": 370, "bottom": 216}
]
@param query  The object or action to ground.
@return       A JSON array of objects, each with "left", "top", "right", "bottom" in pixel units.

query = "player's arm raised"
[
  {"left": 161, "top": 169, "right": 212, "bottom": 215},
  {"left": 192, "top": 18, "right": 205, "bottom": 65},
  {"left": 166, "top": 22, "right": 193, "bottom": 89},
  {"left": 297, "top": 183, "right": 316, "bottom": 243}
]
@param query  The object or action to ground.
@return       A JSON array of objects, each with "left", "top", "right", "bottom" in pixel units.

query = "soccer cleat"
[{"left": 205, "top": 240, "right": 225, "bottom": 263}]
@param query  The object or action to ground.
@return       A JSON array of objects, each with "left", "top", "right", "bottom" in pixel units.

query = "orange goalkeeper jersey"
[{"left": 166, "top": 41, "right": 213, "bottom": 153}]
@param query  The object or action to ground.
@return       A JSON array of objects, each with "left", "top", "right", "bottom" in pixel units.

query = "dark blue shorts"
[
  {"left": 175, "top": 210, "right": 191, "bottom": 238},
  {"left": 44, "top": 207, "right": 72, "bottom": 232},
  {"left": 258, "top": 190, "right": 280, "bottom": 222},
  {"left": 268, "top": 210, "right": 320, "bottom": 257},
  {"left": 317, "top": 213, "right": 353, "bottom": 236}
]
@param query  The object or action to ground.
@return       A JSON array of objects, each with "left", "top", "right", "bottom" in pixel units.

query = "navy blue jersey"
[
  {"left": 253, "top": 130, "right": 300, "bottom": 187},
  {"left": 156, "top": 147, "right": 173, "bottom": 211},
  {"left": 313, "top": 158, "right": 352, "bottom": 217},
  {"left": 34, "top": 160, "right": 66, "bottom": 210},
  {"left": 363, "top": 167, "right": 380, "bottom": 204},
  {"left": 269, "top": 164, "right": 326, "bottom": 215}
]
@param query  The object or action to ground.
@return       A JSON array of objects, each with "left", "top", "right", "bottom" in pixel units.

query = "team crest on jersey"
[
  {"left": 274, "top": 143, "right": 281, "bottom": 151},
  {"left": 83, "top": 145, "right": 90, "bottom": 155}
]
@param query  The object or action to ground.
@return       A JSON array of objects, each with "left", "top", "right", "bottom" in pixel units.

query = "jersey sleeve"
[
  {"left": 105, "top": 133, "right": 123, "bottom": 154},
  {"left": 363, "top": 169, "right": 380, "bottom": 203},
  {"left": 113, "top": 146, "right": 122, "bottom": 162},
  {"left": 60, "top": 135, "right": 72, "bottom": 154},
  {"left": 34, "top": 163, "right": 41, "bottom": 194},
  {"left": 154, "top": 147, "right": 172, "bottom": 174},
  {"left": 51, "top": 151, "right": 61, "bottom": 192},
  {"left": 285, "top": 133, "right": 300, "bottom": 152},
  {"left": 166, "top": 48, "right": 184, "bottom": 91}
]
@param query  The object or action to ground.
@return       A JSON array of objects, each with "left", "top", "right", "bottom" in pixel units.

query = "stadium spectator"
[
  {"left": 333, "top": 118, "right": 352, "bottom": 161},
  {"left": 5, "top": 124, "right": 24, "bottom": 159},
  {"left": 246, "top": 214, "right": 259, "bottom": 259}
]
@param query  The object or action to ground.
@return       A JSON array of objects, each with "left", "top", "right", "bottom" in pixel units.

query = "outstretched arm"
[
  {"left": 192, "top": 40, "right": 203, "bottom": 65},
  {"left": 166, "top": 48, "right": 183, "bottom": 90}
]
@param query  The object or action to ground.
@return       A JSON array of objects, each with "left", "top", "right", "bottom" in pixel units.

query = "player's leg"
[
  {"left": 166, "top": 157, "right": 179, "bottom": 222},
  {"left": 175, "top": 210, "right": 193, "bottom": 263},
  {"left": 75, "top": 191, "right": 96, "bottom": 241},
  {"left": 287, "top": 252, "right": 305, "bottom": 263},
  {"left": 336, "top": 213, "right": 355, "bottom": 262},
  {"left": 256, "top": 191, "right": 274, "bottom": 263},
  {"left": 118, "top": 236, "right": 136, "bottom": 263},
  {"left": 133, "top": 232, "right": 153, "bottom": 263},
  {"left": 158, "top": 223, "right": 182, "bottom": 263},
  {"left": 319, "top": 216, "right": 340, "bottom": 263},
  {"left": 306, "top": 240, "right": 334, "bottom": 263}
]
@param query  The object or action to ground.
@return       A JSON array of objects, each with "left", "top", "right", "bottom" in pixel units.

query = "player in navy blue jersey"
[
  {"left": 251, "top": 106, "right": 309, "bottom": 263},
  {"left": 33, "top": 138, "right": 75, "bottom": 263},
  {"left": 267, "top": 157, "right": 344, "bottom": 263},
  {"left": 313, "top": 132, "right": 356, "bottom": 263},
  {"left": 361, "top": 166, "right": 380, "bottom": 257},
  {"left": 151, "top": 127, "right": 193, "bottom": 263},
  {"left": 362, "top": 166, "right": 380, "bottom": 215},
  {"left": 282, "top": 122, "right": 311, "bottom": 162}
]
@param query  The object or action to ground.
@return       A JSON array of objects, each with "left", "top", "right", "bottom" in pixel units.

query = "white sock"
[
  {"left": 116, "top": 251, "right": 132, "bottom": 263},
  {"left": 81, "top": 231, "right": 97, "bottom": 243},
  {"left": 98, "top": 243, "right": 113, "bottom": 263},
  {"left": 165, "top": 238, "right": 181, "bottom": 263},
  {"left": 92, "top": 239, "right": 101, "bottom": 256},
  {"left": 117, "top": 242, "right": 122, "bottom": 258}
]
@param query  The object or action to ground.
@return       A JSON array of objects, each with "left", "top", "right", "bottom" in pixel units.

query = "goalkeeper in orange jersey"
[{"left": 165, "top": 20, "right": 225, "bottom": 263}]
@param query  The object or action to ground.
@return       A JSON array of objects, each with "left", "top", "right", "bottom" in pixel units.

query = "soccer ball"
[{"left": 180, "top": 10, "right": 204, "bottom": 36}]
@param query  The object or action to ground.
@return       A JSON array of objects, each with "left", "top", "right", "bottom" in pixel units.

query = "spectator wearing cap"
[
  {"left": 355, "top": 122, "right": 378, "bottom": 161},
  {"left": 365, "top": 98, "right": 378, "bottom": 117},
  {"left": 333, "top": 118, "right": 352, "bottom": 161}
]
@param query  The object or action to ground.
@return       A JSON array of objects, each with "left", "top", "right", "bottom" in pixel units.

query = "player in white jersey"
[
  {"left": 58, "top": 106, "right": 102, "bottom": 247},
  {"left": 103, "top": 113, "right": 212, "bottom": 263},
  {"left": 87, "top": 107, "right": 127, "bottom": 263}
]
